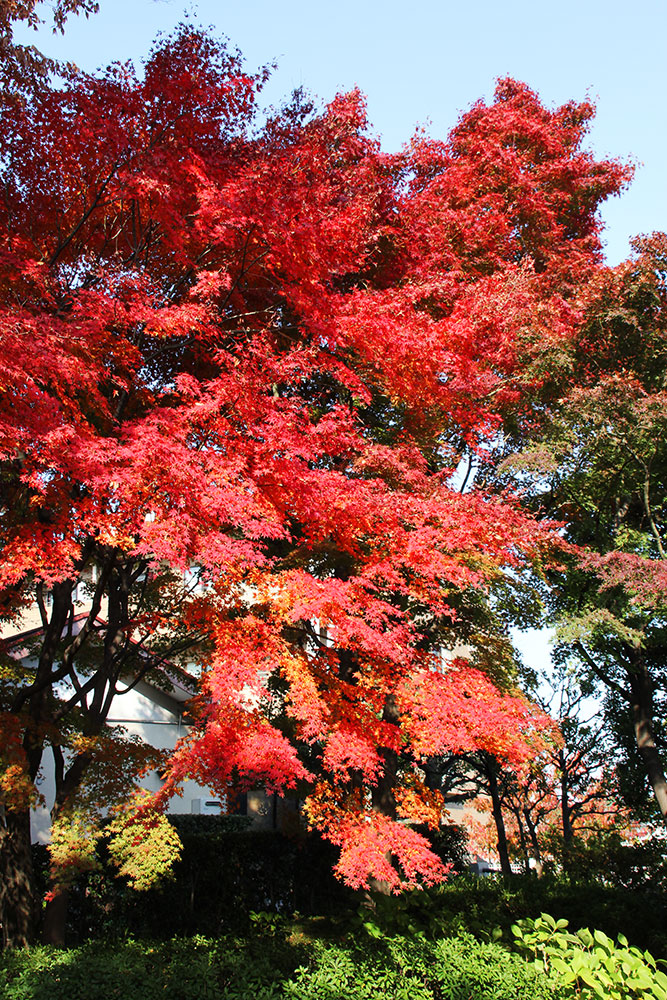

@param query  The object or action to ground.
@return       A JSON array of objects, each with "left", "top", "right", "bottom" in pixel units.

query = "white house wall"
[{"left": 30, "top": 681, "right": 225, "bottom": 844}]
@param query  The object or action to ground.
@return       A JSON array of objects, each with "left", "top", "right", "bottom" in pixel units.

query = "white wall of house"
[
  {"left": 30, "top": 680, "right": 225, "bottom": 844},
  {"left": 2, "top": 612, "right": 227, "bottom": 843}
]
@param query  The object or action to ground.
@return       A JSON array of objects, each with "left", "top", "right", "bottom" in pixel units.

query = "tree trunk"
[
  {"left": 510, "top": 805, "right": 530, "bottom": 874},
  {"left": 630, "top": 670, "right": 667, "bottom": 821},
  {"left": 523, "top": 808, "right": 543, "bottom": 876},
  {"left": 559, "top": 748, "right": 574, "bottom": 873},
  {"left": 484, "top": 756, "right": 511, "bottom": 877},
  {"left": 40, "top": 747, "right": 96, "bottom": 948},
  {"left": 41, "top": 889, "right": 69, "bottom": 947},
  {"left": 0, "top": 808, "right": 38, "bottom": 949},
  {"left": 369, "top": 693, "right": 399, "bottom": 896}
]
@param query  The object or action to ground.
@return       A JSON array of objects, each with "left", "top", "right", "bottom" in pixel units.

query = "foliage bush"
[
  {"left": 0, "top": 930, "right": 555, "bottom": 1000},
  {"left": 512, "top": 912, "right": 667, "bottom": 1000},
  {"left": 35, "top": 817, "right": 469, "bottom": 944},
  {"left": 31, "top": 821, "right": 667, "bottom": 961},
  {"left": 333, "top": 871, "right": 667, "bottom": 963},
  {"left": 411, "top": 822, "right": 472, "bottom": 875},
  {"left": 426, "top": 873, "right": 667, "bottom": 959},
  {"left": 563, "top": 832, "right": 667, "bottom": 891},
  {"left": 30, "top": 816, "right": 667, "bottom": 958},
  {"left": 285, "top": 934, "right": 556, "bottom": 1000}
]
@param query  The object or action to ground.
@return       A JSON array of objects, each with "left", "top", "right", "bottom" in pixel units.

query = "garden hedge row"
[
  {"left": 32, "top": 817, "right": 470, "bottom": 943},
  {"left": 31, "top": 817, "right": 667, "bottom": 959}
]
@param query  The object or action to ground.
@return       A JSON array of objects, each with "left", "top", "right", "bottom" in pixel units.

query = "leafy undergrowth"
[
  {"left": 5, "top": 902, "right": 666, "bottom": 999},
  {"left": 330, "top": 876, "right": 667, "bottom": 962},
  {"left": 512, "top": 913, "right": 667, "bottom": 1000},
  {"left": 419, "top": 875, "right": 667, "bottom": 960},
  {"left": 0, "top": 927, "right": 555, "bottom": 1000}
]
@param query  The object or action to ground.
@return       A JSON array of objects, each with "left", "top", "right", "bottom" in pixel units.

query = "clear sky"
[{"left": 14, "top": 0, "right": 667, "bottom": 267}]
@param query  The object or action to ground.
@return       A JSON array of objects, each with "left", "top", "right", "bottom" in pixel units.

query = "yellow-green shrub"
[{"left": 512, "top": 912, "right": 667, "bottom": 999}]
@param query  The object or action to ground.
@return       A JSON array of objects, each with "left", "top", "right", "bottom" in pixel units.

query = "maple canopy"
[{"left": 0, "top": 23, "right": 631, "bottom": 905}]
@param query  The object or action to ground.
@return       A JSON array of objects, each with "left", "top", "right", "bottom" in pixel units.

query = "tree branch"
[{"left": 574, "top": 641, "right": 630, "bottom": 702}]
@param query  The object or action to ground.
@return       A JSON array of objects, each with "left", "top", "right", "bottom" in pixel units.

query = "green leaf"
[
  {"left": 578, "top": 928, "right": 594, "bottom": 948},
  {"left": 654, "top": 970, "right": 667, "bottom": 990}
]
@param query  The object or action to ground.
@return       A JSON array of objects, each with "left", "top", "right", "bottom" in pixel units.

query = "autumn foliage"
[{"left": 0, "top": 18, "right": 631, "bottom": 933}]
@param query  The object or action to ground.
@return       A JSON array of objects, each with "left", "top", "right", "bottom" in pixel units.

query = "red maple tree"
[{"left": 0, "top": 18, "right": 630, "bottom": 945}]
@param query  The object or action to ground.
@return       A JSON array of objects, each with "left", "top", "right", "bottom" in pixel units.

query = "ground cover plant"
[{"left": 0, "top": 926, "right": 558, "bottom": 1000}]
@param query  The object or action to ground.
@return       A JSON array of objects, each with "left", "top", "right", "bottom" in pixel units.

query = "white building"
[{"left": 3, "top": 610, "right": 287, "bottom": 843}]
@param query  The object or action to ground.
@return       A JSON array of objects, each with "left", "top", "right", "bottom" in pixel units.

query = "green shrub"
[
  {"left": 0, "top": 930, "right": 555, "bottom": 1000},
  {"left": 512, "top": 912, "right": 667, "bottom": 1000},
  {"left": 565, "top": 832, "right": 667, "bottom": 891},
  {"left": 0, "top": 934, "right": 306, "bottom": 1000},
  {"left": 412, "top": 822, "right": 472, "bottom": 876},
  {"left": 424, "top": 873, "right": 667, "bottom": 959},
  {"left": 32, "top": 824, "right": 667, "bottom": 959},
  {"left": 410, "top": 934, "right": 558, "bottom": 1000}
]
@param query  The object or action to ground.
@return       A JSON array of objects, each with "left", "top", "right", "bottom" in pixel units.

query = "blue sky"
[{"left": 14, "top": 0, "right": 667, "bottom": 267}]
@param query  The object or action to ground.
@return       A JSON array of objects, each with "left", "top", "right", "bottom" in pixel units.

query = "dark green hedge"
[
  {"left": 31, "top": 817, "right": 667, "bottom": 960},
  {"left": 418, "top": 873, "right": 667, "bottom": 960},
  {"left": 33, "top": 819, "right": 357, "bottom": 943},
  {"left": 0, "top": 931, "right": 558, "bottom": 1000}
]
